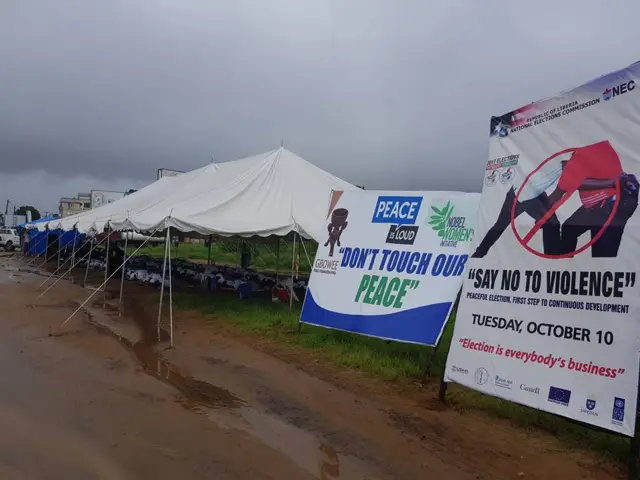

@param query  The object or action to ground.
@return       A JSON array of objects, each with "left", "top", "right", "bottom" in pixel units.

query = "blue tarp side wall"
[
  {"left": 27, "top": 230, "right": 47, "bottom": 255},
  {"left": 26, "top": 229, "right": 85, "bottom": 256},
  {"left": 57, "top": 230, "right": 82, "bottom": 249}
]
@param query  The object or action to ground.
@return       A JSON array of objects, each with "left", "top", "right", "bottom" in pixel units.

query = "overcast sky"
[{"left": 1, "top": 0, "right": 638, "bottom": 214}]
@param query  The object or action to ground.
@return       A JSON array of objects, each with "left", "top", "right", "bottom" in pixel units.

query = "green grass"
[
  {"left": 174, "top": 291, "right": 631, "bottom": 464},
  {"left": 136, "top": 238, "right": 317, "bottom": 274}
]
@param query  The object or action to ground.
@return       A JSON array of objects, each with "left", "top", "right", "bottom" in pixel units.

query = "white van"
[{"left": 0, "top": 227, "right": 20, "bottom": 252}]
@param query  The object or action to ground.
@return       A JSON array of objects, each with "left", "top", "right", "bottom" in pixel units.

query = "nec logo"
[
  {"left": 372, "top": 196, "right": 422, "bottom": 225},
  {"left": 603, "top": 80, "right": 635, "bottom": 101}
]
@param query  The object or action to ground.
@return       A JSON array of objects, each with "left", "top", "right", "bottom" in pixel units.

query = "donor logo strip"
[{"left": 386, "top": 225, "right": 419, "bottom": 245}]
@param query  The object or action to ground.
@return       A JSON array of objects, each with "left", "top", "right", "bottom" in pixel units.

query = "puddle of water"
[
  {"left": 0, "top": 265, "right": 22, "bottom": 284},
  {"left": 202, "top": 406, "right": 383, "bottom": 479},
  {"left": 131, "top": 341, "right": 243, "bottom": 409},
  {"left": 83, "top": 305, "right": 385, "bottom": 479},
  {"left": 81, "top": 307, "right": 241, "bottom": 409},
  {"left": 130, "top": 340, "right": 383, "bottom": 477}
]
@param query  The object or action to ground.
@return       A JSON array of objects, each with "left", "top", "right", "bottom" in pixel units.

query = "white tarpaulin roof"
[{"left": 41, "top": 148, "right": 359, "bottom": 242}]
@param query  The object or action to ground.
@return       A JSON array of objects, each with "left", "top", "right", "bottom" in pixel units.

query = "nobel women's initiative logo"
[{"left": 428, "top": 201, "right": 474, "bottom": 248}]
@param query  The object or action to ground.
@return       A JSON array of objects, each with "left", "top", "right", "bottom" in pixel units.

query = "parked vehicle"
[{"left": 0, "top": 227, "right": 21, "bottom": 252}]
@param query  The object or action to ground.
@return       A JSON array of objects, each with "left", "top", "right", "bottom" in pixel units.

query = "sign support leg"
[
  {"left": 438, "top": 374, "right": 448, "bottom": 404},
  {"left": 422, "top": 344, "right": 439, "bottom": 378},
  {"left": 628, "top": 365, "right": 640, "bottom": 479}
]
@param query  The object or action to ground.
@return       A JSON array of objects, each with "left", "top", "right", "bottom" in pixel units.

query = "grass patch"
[
  {"left": 174, "top": 291, "right": 631, "bottom": 464},
  {"left": 136, "top": 239, "right": 317, "bottom": 274}
]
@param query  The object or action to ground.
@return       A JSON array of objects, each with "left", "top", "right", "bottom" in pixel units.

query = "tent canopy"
[
  {"left": 19, "top": 216, "right": 81, "bottom": 255},
  {"left": 17, "top": 215, "right": 59, "bottom": 230},
  {"left": 39, "top": 148, "right": 358, "bottom": 242}
]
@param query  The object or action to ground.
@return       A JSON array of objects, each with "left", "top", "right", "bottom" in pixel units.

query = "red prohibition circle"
[{"left": 510, "top": 147, "right": 621, "bottom": 259}]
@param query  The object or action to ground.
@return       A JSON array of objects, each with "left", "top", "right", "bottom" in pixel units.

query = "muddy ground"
[{"left": 0, "top": 257, "right": 624, "bottom": 479}]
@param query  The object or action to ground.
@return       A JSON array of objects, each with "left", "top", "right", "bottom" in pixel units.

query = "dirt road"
[{"left": 0, "top": 259, "right": 623, "bottom": 479}]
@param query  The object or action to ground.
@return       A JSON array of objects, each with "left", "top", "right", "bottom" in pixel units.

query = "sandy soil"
[{"left": 0, "top": 257, "right": 624, "bottom": 479}]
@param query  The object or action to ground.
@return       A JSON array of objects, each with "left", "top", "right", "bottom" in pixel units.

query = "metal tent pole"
[
  {"left": 36, "top": 235, "right": 106, "bottom": 300},
  {"left": 84, "top": 236, "right": 92, "bottom": 287},
  {"left": 289, "top": 232, "right": 296, "bottom": 311},
  {"left": 298, "top": 236, "right": 315, "bottom": 271},
  {"left": 275, "top": 238, "right": 280, "bottom": 284},
  {"left": 37, "top": 233, "right": 91, "bottom": 289},
  {"left": 57, "top": 232, "right": 61, "bottom": 271},
  {"left": 68, "top": 228, "right": 78, "bottom": 283},
  {"left": 103, "top": 222, "right": 111, "bottom": 308},
  {"left": 119, "top": 232, "right": 129, "bottom": 314},
  {"left": 29, "top": 233, "right": 64, "bottom": 277},
  {"left": 207, "top": 235, "right": 213, "bottom": 265},
  {"left": 157, "top": 229, "right": 170, "bottom": 341},
  {"left": 60, "top": 226, "right": 161, "bottom": 328},
  {"left": 168, "top": 228, "right": 173, "bottom": 347}
]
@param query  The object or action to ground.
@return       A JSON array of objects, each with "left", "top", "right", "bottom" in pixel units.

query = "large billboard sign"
[
  {"left": 444, "top": 62, "right": 640, "bottom": 436},
  {"left": 301, "top": 190, "right": 479, "bottom": 345},
  {"left": 91, "top": 190, "right": 125, "bottom": 210}
]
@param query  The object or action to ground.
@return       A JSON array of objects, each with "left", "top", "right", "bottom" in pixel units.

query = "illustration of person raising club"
[
  {"left": 545, "top": 140, "right": 638, "bottom": 258},
  {"left": 473, "top": 141, "right": 638, "bottom": 258}
]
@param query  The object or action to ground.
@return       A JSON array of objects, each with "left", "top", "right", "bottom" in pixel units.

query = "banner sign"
[
  {"left": 444, "top": 62, "right": 640, "bottom": 436},
  {"left": 300, "top": 190, "right": 479, "bottom": 345}
]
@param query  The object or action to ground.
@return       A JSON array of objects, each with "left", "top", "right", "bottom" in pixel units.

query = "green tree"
[{"left": 15, "top": 206, "right": 41, "bottom": 221}]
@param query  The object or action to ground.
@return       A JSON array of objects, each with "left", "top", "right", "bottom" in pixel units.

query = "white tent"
[{"left": 41, "top": 148, "right": 359, "bottom": 242}]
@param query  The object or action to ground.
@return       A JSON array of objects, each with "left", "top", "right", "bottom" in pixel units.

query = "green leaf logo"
[{"left": 428, "top": 201, "right": 453, "bottom": 237}]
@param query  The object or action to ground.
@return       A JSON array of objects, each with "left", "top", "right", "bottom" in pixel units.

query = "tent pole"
[
  {"left": 37, "top": 233, "right": 91, "bottom": 289},
  {"left": 28, "top": 230, "right": 74, "bottom": 278},
  {"left": 103, "top": 222, "right": 111, "bottom": 308},
  {"left": 44, "top": 229, "right": 49, "bottom": 262},
  {"left": 168, "top": 227, "right": 173, "bottom": 347},
  {"left": 60, "top": 226, "right": 161, "bottom": 328},
  {"left": 57, "top": 232, "right": 61, "bottom": 271},
  {"left": 119, "top": 232, "right": 129, "bottom": 314},
  {"left": 84, "top": 236, "right": 92, "bottom": 287},
  {"left": 207, "top": 235, "right": 213, "bottom": 265},
  {"left": 29, "top": 233, "right": 61, "bottom": 276},
  {"left": 36, "top": 235, "right": 104, "bottom": 300},
  {"left": 275, "top": 238, "right": 280, "bottom": 284},
  {"left": 68, "top": 229, "right": 78, "bottom": 283},
  {"left": 298, "top": 237, "right": 314, "bottom": 270},
  {"left": 157, "top": 229, "right": 169, "bottom": 342},
  {"left": 289, "top": 232, "right": 296, "bottom": 311}
]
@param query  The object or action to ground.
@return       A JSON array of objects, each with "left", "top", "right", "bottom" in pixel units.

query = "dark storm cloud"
[{"left": 0, "top": 0, "right": 638, "bottom": 211}]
